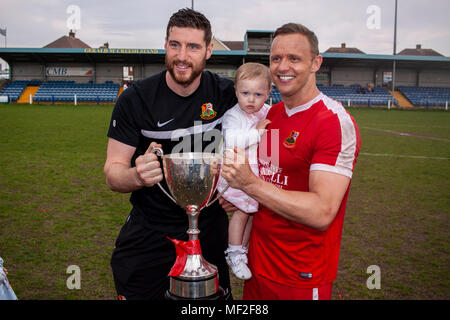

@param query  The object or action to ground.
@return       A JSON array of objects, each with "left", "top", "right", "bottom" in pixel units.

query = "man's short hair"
[
  {"left": 166, "top": 8, "right": 212, "bottom": 46},
  {"left": 235, "top": 62, "right": 272, "bottom": 90},
  {"left": 273, "top": 23, "right": 319, "bottom": 58}
]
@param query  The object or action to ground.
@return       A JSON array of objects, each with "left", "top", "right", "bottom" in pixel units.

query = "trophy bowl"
[
  {"left": 152, "top": 148, "right": 225, "bottom": 299},
  {"left": 161, "top": 152, "right": 220, "bottom": 211}
]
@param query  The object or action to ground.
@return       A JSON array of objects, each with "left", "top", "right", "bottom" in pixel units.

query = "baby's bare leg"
[
  {"left": 241, "top": 215, "right": 253, "bottom": 247},
  {"left": 228, "top": 210, "right": 250, "bottom": 246}
]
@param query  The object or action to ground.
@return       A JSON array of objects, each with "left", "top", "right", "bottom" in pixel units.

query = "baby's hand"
[{"left": 256, "top": 119, "right": 271, "bottom": 135}]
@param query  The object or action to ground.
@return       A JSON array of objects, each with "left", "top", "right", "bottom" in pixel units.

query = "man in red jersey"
[{"left": 221, "top": 23, "right": 361, "bottom": 300}]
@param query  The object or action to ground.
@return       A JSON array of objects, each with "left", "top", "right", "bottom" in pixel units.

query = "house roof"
[
  {"left": 222, "top": 41, "right": 244, "bottom": 51},
  {"left": 325, "top": 43, "right": 365, "bottom": 54},
  {"left": 398, "top": 44, "right": 443, "bottom": 57},
  {"left": 211, "top": 37, "right": 230, "bottom": 51},
  {"left": 43, "top": 31, "right": 91, "bottom": 49}
]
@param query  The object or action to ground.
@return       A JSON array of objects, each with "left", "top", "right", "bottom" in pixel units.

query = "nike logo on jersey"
[{"left": 157, "top": 118, "right": 175, "bottom": 127}]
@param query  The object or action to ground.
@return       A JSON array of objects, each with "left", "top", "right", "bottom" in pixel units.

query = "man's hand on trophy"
[
  {"left": 221, "top": 147, "right": 257, "bottom": 191},
  {"left": 135, "top": 142, "right": 163, "bottom": 187}
]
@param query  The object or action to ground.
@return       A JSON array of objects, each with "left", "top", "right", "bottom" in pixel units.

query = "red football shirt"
[{"left": 248, "top": 93, "right": 361, "bottom": 288}]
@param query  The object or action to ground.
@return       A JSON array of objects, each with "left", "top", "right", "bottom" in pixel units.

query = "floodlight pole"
[
  {"left": 392, "top": 0, "right": 398, "bottom": 93},
  {"left": 191, "top": 0, "right": 194, "bottom": 10}
]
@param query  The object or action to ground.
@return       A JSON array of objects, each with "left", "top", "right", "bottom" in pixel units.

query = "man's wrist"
[
  {"left": 242, "top": 173, "right": 261, "bottom": 197},
  {"left": 134, "top": 167, "right": 146, "bottom": 188}
]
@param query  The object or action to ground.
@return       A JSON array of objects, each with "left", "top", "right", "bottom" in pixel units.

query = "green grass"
[
  {"left": 334, "top": 108, "right": 450, "bottom": 300},
  {"left": 0, "top": 104, "right": 449, "bottom": 300},
  {"left": 0, "top": 104, "right": 128, "bottom": 299}
]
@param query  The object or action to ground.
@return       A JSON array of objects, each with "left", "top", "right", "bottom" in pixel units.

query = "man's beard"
[{"left": 165, "top": 57, "right": 206, "bottom": 87}]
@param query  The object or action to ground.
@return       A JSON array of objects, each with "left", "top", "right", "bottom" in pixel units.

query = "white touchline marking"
[
  {"left": 360, "top": 127, "right": 450, "bottom": 143},
  {"left": 360, "top": 153, "right": 449, "bottom": 160}
]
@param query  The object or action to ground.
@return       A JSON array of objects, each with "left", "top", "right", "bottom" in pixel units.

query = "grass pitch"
[{"left": 0, "top": 104, "right": 448, "bottom": 300}]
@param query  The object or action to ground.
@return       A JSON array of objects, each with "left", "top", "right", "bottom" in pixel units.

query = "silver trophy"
[{"left": 152, "top": 147, "right": 227, "bottom": 299}]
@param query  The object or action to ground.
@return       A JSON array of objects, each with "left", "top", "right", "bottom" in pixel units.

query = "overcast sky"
[{"left": 0, "top": 0, "right": 449, "bottom": 56}]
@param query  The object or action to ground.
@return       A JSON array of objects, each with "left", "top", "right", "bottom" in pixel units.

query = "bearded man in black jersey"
[{"left": 104, "top": 8, "right": 237, "bottom": 300}]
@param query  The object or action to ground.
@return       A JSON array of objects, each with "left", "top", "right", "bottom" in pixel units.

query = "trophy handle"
[
  {"left": 205, "top": 147, "right": 234, "bottom": 207},
  {"left": 151, "top": 146, "right": 178, "bottom": 204},
  {"left": 205, "top": 183, "right": 229, "bottom": 207}
]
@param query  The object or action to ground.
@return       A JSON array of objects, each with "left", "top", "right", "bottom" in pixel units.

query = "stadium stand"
[
  {"left": 0, "top": 80, "right": 41, "bottom": 102},
  {"left": 268, "top": 85, "right": 282, "bottom": 104},
  {"left": 319, "top": 84, "right": 397, "bottom": 106},
  {"left": 33, "top": 81, "right": 120, "bottom": 103},
  {"left": 268, "top": 84, "right": 397, "bottom": 106},
  {"left": 6, "top": 79, "right": 446, "bottom": 109},
  {"left": 397, "top": 86, "right": 450, "bottom": 107}
]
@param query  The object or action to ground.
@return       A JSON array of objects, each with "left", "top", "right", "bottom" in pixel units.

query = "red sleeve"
[{"left": 310, "top": 108, "right": 360, "bottom": 179}]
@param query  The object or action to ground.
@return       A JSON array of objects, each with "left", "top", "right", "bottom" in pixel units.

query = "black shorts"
[{"left": 110, "top": 209, "right": 231, "bottom": 300}]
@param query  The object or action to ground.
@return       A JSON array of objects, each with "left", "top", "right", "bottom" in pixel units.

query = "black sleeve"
[
  {"left": 107, "top": 88, "right": 140, "bottom": 147},
  {"left": 218, "top": 75, "right": 238, "bottom": 111}
]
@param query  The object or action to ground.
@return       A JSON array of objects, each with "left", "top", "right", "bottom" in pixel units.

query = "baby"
[{"left": 218, "top": 62, "right": 271, "bottom": 280}]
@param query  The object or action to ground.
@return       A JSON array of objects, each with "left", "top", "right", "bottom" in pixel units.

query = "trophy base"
[
  {"left": 167, "top": 273, "right": 220, "bottom": 299},
  {"left": 165, "top": 286, "right": 226, "bottom": 300}
]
